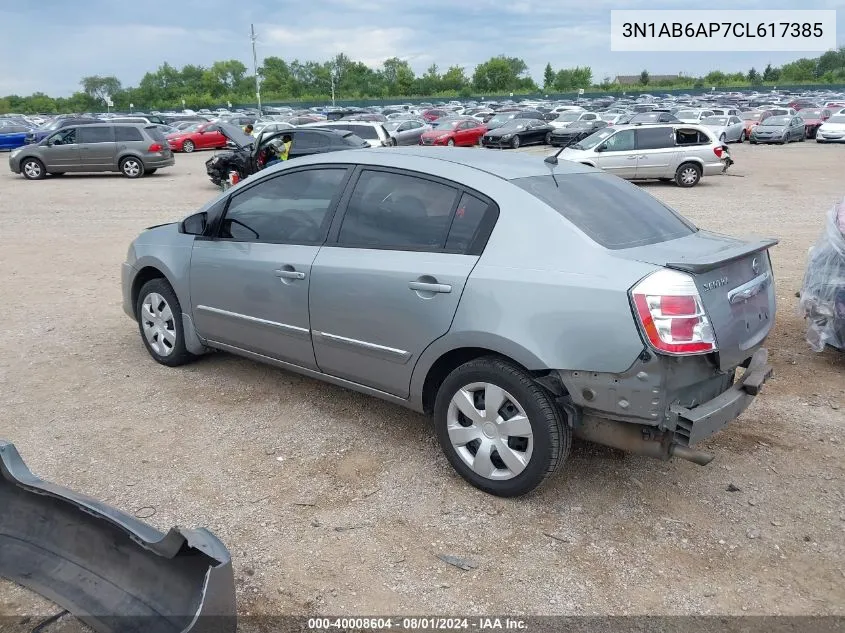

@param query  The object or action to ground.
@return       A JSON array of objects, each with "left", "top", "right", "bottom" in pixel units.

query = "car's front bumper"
[{"left": 8, "top": 151, "right": 22, "bottom": 173}]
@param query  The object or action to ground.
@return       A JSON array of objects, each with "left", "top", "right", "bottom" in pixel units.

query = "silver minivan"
[
  {"left": 557, "top": 123, "right": 727, "bottom": 187},
  {"left": 9, "top": 123, "right": 175, "bottom": 180}
]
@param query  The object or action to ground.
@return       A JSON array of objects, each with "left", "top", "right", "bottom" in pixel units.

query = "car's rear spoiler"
[
  {"left": 666, "top": 238, "right": 779, "bottom": 274},
  {"left": 0, "top": 440, "right": 236, "bottom": 633}
]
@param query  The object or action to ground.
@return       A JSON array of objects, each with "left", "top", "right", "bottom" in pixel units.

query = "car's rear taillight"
[
  {"left": 713, "top": 146, "right": 724, "bottom": 158},
  {"left": 631, "top": 269, "right": 717, "bottom": 355},
  {"left": 148, "top": 143, "right": 163, "bottom": 152}
]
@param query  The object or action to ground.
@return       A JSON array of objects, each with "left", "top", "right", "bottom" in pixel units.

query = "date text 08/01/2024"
[
  {"left": 622, "top": 22, "right": 825, "bottom": 39},
  {"left": 307, "top": 617, "right": 528, "bottom": 630}
]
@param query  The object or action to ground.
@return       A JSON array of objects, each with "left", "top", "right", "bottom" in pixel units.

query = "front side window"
[
  {"left": 219, "top": 169, "right": 347, "bottom": 244},
  {"left": 49, "top": 128, "right": 76, "bottom": 145},
  {"left": 78, "top": 126, "right": 114, "bottom": 143},
  {"left": 338, "top": 170, "right": 459, "bottom": 250},
  {"left": 601, "top": 129, "right": 635, "bottom": 152}
]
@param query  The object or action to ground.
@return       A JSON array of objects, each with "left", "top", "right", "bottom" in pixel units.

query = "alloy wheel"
[
  {"left": 23, "top": 160, "right": 42, "bottom": 179},
  {"left": 140, "top": 292, "right": 177, "bottom": 357},
  {"left": 446, "top": 382, "right": 534, "bottom": 481},
  {"left": 680, "top": 166, "right": 699, "bottom": 185},
  {"left": 122, "top": 159, "right": 141, "bottom": 177}
]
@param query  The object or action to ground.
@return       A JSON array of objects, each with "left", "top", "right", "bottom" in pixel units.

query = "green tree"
[
  {"left": 543, "top": 63, "right": 554, "bottom": 90},
  {"left": 780, "top": 57, "right": 816, "bottom": 82},
  {"left": 381, "top": 57, "right": 415, "bottom": 95},
  {"left": 440, "top": 66, "right": 467, "bottom": 92},
  {"left": 639, "top": 69, "right": 649, "bottom": 85},
  {"left": 747, "top": 67, "right": 761, "bottom": 85},
  {"left": 704, "top": 70, "right": 727, "bottom": 86},
  {"left": 472, "top": 55, "right": 532, "bottom": 92},
  {"left": 81, "top": 75, "right": 123, "bottom": 104},
  {"left": 762, "top": 63, "right": 780, "bottom": 82}
]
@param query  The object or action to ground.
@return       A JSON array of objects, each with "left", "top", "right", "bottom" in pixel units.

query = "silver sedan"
[
  {"left": 701, "top": 115, "right": 747, "bottom": 143},
  {"left": 383, "top": 119, "right": 431, "bottom": 145}
]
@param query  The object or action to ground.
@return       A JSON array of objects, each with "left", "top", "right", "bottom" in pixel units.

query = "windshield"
[
  {"left": 827, "top": 115, "right": 845, "bottom": 123},
  {"left": 498, "top": 121, "right": 527, "bottom": 132},
  {"left": 570, "top": 128, "right": 614, "bottom": 150},
  {"left": 39, "top": 119, "right": 63, "bottom": 131},
  {"left": 486, "top": 113, "right": 516, "bottom": 126},
  {"left": 632, "top": 113, "right": 660, "bottom": 121},
  {"left": 334, "top": 124, "right": 378, "bottom": 139},
  {"left": 568, "top": 121, "right": 592, "bottom": 128},
  {"left": 176, "top": 124, "right": 200, "bottom": 134},
  {"left": 765, "top": 116, "right": 790, "bottom": 126},
  {"left": 702, "top": 117, "right": 729, "bottom": 125},
  {"left": 742, "top": 111, "right": 764, "bottom": 121},
  {"left": 675, "top": 110, "right": 698, "bottom": 119},
  {"left": 599, "top": 113, "right": 618, "bottom": 121},
  {"left": 555, "top": 112, "right": 582, "bottom": 122},
  {"left": 383, "top": 121, "right": 403, "bottom": 131},
  {"left": 434, "top": 120, "right": 461, "bottom": 130},
  {"left": 801, "top": 109, "right": 823, "bottom": 118},
  {"left": 512, "top": 173, "right": 695, "bottom": 249}
]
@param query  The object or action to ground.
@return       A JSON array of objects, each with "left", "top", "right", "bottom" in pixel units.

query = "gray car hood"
[{"left": 209, "top": 122, "right": 254, "bottom": 149}]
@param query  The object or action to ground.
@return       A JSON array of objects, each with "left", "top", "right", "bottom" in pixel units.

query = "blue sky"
[{"left": 1, "top": 0, "right": 842, "bottom": 96}]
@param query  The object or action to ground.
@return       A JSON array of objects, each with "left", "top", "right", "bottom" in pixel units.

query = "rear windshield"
[{"left": 512, "top": 173, "right": 696, "bottom": 249}]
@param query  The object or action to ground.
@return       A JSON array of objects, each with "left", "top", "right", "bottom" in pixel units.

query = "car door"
[
  {"left": 76, "top": 125, "right": 116, "bottom": 170},
  {"left": 593, "top": 129, "right": 637, "bottom": 177},
  {"left": 309, "top": 168, "right": 490, "bottom": 397},
  {"left": 726, "top": 116, "right": 743, "bottom": 141},
  {"left": 42, "top": 127, "right": 82, "bottom": 171},
  {"left": 792, "top": 116, "right": 804, "bottom": 140},
  {"left": 634, "top": 126, "right": 676, "bottom": 179},
  {"left": 189, "top": 167, "right": 352, "bottom": 369}
]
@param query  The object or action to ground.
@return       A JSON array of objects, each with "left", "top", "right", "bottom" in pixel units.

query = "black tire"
[
  {"left": 433, "top": 356, "right": 570, "bottom": 497},
  {"left": 674, "top": 162, "right": 702, "bottom": 187},
  {"left": 511, "top": 135, "right": 521, "bottom": 149},
  {"left": 544, "top": 132, "right": 552, "bottom": 145},
  {"left": 120, "top": 156, "right": 145, "bottom": 178},
  {"left": 182, "top": 140, "right": 195, "bottom": 153},
  {"left": 135, "top": 278, "right": 196, "bottom": 367},
  {"left": 146, "top": 168, "right": 158, "bottom": 174},
  {"left": 798, "top": 134, "right": 805, "bottom": 142},
  {"left": 719, "top": 133, "right": 726, "bottom": 143},
  {"left": 21, "top": 157, "right": 46, "bottom": 180},
  {"left": 739, "top": 130, "right": 746, "bottom": 143},
  {"left": 816, "top": 139, "right": 826, "bottom": 144},
  {"left": 750, "top": 140, "right": 757, "bottom": 145}
]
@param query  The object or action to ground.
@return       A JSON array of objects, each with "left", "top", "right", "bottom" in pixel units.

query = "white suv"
[{"left": 303, "top": 120, "right": 393, "bottom": 147}]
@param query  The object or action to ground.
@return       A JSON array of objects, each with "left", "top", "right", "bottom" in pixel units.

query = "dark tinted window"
[
  {"left": 512, "top": 173, "right": 696, "bottom": 249},
  {"left": 446, "top": 193, "right": 493, "bottom": 254},
  {"left": 78, "top": 126, "right": 113, "bottom": 143},
  {"left": 675, "top": 128, "right": 711, "bottom": 145},
  {"left": 220, "top": 169, "right": 347, "bottom": 244},
  {"left": 50, "top": 128, "right": 77, "bottom": 145},
  {"left": 339, "top": 170, "right": 459, "bottom": 250},
  {"left": 115, "top": 126, "right": 144, "bottom": 142},
  {"left": 338, "top": 132, "right": 368, "bottom": 147},
  {"left": 294, "top": 131, "right": 330, "bottom": 149},
  {"left": 636, "top": 126, "right": 674, "bottom": 149}
]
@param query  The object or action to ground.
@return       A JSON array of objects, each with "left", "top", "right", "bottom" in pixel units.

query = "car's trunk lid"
[{"left": 618, "top": 231, "right": 778, "bottom": 370}]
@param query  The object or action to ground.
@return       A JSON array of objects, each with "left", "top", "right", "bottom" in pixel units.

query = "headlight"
[{"left": 501, "top": 134, "right": 512, "bottom": 140}]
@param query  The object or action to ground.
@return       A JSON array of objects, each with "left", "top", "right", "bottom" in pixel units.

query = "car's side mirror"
[
  {"left": 595, "top": 144, "right": 605, "bottom": 152},
  {"left": 180, "top": 211, "right": 208, "bottom": 236}
]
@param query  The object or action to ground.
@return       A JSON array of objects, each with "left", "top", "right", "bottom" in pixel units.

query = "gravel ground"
[{"left": 1, "top": 142, "right": 844, "bottom": 623}]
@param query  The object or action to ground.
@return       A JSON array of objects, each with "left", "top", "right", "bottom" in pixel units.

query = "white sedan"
[
  {"left": 816, "top": 114, "right": 845, "bottom": 143},
  {"left": 701, "top": 115, "right": 747, "bottom": 143}
]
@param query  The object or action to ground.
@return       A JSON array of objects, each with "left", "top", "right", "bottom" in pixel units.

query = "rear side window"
[
  {"left": 338, "top": 170, "right": 459, "bottom": 250},
  {"left": 78, "top": 126, "right": 113, "bottom": 143},
  {"left": 115, "top": 126, "right": 144, "bottom": 142},
  {"left": 144, "top": 126, "right": 167, "bottom": 143},
  {"left": 295, "top": 131, "right": 330, "bottom": 149},
  {"left": 636, "top": 127, "right": 674, "bottom": 149},
  {"left": 675, "top": 128, "right": 711, "bottom": 145},
  {"left": 445, "top": 193, "right": 496, "bottom": 254},
  {"left": 512, "top": 173, "right": 696, "bottom": 250}
]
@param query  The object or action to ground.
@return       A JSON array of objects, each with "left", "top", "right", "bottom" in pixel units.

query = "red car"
[
  {"left": 419, "top": 118, "right": 487, "bottom": 146},
  {"left": 740, "top": 110, "right": 773, "bottom": 138},
  {"left": 800, "top": 108, "right": 832, "bottom": 138},
  {"left": 166, "top": 123, "right": 229, "bottom": 153},
  {"left": 421, "top": 108, "right": 449, "bottom": 122},
  {"left": 788, "top": 99, "right": 819, "bottom": 111}
]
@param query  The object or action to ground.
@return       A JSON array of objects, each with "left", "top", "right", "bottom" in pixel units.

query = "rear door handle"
[
  {"left": 627, "top": 155, "right": 638, "bottom": 160},
  {"left": 275, "top": 268, "right": 305, "bottom": 280},
  {"left": 409, "top": 281, "right": 452, "bottom": 294}
]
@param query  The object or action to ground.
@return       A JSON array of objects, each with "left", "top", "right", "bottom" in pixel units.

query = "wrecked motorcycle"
[
  {"left": 0, "top": 440, "right": 237, "bottom": 633},
  {"left": 799, "top": 197, "right": 845, "bottom": 352}
]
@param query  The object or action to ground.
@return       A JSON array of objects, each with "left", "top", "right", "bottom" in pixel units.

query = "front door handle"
[
  {"left": 409, "top": 281, "right": 452, "bottom": 294},
  {"left": 275, "top": 268, "right": 305, "bottom": 280},
  {"left": 627, "top": 155, "right": 638, "bottom": 160}
]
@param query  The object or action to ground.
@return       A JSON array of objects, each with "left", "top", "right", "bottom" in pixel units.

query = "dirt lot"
[{"left": 1, "top": 142, "right": 844, "bottom": 622}]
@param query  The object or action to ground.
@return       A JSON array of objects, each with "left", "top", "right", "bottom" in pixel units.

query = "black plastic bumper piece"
[{"left": 0, "top": 440, "right": 237, "bottom": 633}]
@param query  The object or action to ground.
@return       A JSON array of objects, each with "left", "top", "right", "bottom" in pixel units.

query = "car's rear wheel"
[
  {"left": 719, "top": 133, "right": 726, "bottom": 142},
  {"left": 21, "top": 158, "right": 45, "bottom": 180},
  {"left": 798, "top": 133, "right": 805, "bottom": 142},
  {"left": 544, "top": 132, "right": 552, "bottom": 144},
  {"left": 433, "top": 356, "right": 570, "bottom": 497},
  {"left": 675, "top": 162, "right": 701, "bottom": 187},
  {"left": 511, "top": 135, "right": 521, "bottom": 149},
  {"left": 120, "top": 157, "right": 144, "bottom": 178},
  {"left": 739, "top": 130, "right": 746, "bottom": 142},
  {"left": 182, "top": 140, "right": 195, "bottom": 153},
  {"left": 135, "top": 278, "right": 196, "bottom": 367},
  {"left": 447, "top": 139, "right": 455, "bottom": 146}
]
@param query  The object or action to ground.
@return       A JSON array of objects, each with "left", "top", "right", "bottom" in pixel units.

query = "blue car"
[
  {"left": 0, "top": 125, "right": 32, "bottom": 150},
  {"left": 25, "top": 117, "right": 101, "bottom": 145}
]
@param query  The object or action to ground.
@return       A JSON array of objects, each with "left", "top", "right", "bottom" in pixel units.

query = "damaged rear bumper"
[{"left": 0, "top": 441, "right": 237, "bottom": 633}]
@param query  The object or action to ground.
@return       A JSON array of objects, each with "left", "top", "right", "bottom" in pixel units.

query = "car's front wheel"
[
  {"left": 135, "top": 278, "right": 196, "bottom": 367},
  {"left": 433, "top": 356, "right": 570, "bottom": 497},
  {"left": 182, "top": 140, "right": 195, "bottom": 153},
  {"left": 544, "top": 132, "right": 552, "bottom": 145},
  {"left": 21, "top": 157, "right": 46, "bottom": 180},
  {"left": 739, "top": 130, "right": 746, "bottom": 142},
  {"left": 447, "top": 139, "right": 455, "bottom": 146},
  {"left": 511, "top": 135, "right": 521, "bottom": 149}
]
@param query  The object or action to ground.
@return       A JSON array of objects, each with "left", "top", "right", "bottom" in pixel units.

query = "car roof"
[{"left": 295, "top": 146, "right": 594, "bottom": 180}]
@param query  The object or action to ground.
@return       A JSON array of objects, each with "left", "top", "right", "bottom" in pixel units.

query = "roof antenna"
[{"left": 544, "top": 145, "right": 566, "bottom": 165}]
